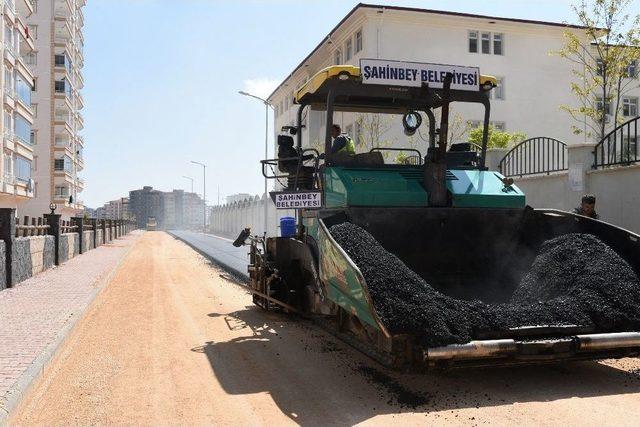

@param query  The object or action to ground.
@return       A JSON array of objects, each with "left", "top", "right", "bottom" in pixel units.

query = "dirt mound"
[{"left": 329, "top": 223, "right": 640, "bottom": 347}]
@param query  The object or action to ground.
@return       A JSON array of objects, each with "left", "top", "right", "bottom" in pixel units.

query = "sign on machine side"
[
  {"left": 360, "top": 59, "right": 480, "bottom": 91},
  {"left": 271, "top": 191, "right": 323, "bottom": 209}
]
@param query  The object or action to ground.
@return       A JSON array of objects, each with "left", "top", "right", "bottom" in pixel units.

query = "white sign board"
[
  {"left": 273, "top": 191, "right": 322, "bottom": 209},
  {"left": 569, "top": 163, "right": 584, "bottom": 192},
  {"left": 360, "top": 59, "right": 480, "bottom": 91}
]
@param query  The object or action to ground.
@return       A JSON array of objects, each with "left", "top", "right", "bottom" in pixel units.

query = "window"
[
  {"left": 30, "top": 130, "right": 36, "bottom": 145},
  {"left": 4, "top": 111, "right": 11, "bottom": 135},
  {"left": 468, "top": 31, "right": 478, "bottom": 53},
  {"left": 493, "top": 77, "right": 505, "bottom": 100},
  {"left": 4, "top": 69, "right": 12, "bottom": 96},
  {"left": 493, "top": 33, "right": 503, "bottom": 55},
  {"left": 481, "top": 32, "right": 491, "bottom": 54},
  {"left": 32, "top": 103, "right": 37, "bottom": 117},
  {"left": 24, "top": 52, "right": 36, "bottom": 66},
  {"left": 355, "top": 29, "right": 362, "bottom": 53},
  {"left": 32, "top": 78, "right": 37, "bottom": 92},
  {"left": 467, "top": 120, "right": 481, "bottom": 129},
  {"left": 627, "top": 60, "right": 637, "bottom": 78},
  {"left": 27, "top": 25, "right": 37, "bottom": 40},
  {"left": 4, "top": 155, "right": 12, "bottom": 177},
  {"left": 596, "top": 97, "right": 611, "bottom": 115},
  {"left": 54, "top": 156, "right": 73, "bottom": 173},
  {"left": 345, "top": 38, "right": 353, "bottom": 61},
  {"left": 596, "top": 59, "right": 604, "bottom": 76},
  {"left": 16, "top": 76, "right": 32, "bottom": 106},
  {"left": 14, "top": 156, "right": 31, "bottom": 182},
  {"left": 623, "top": 97, "right": 638, "bottom": 117},
  {"left": 334, "top": 48, "right": 342, "bottom": 65},
  {"left": 14, "top": 114, "right": 31, "bottom": 145},
  {"left": 55, "top": 186, "right": 69, "bottom": 198},
  {"left": 492, "top": 121, "right": 506, "bottom": 131}
]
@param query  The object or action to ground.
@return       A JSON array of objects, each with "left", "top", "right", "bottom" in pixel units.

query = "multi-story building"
[
  {"left": 0, "top": 0, "right": 36, "bottom": 211},
  {"left": 128, "top": 186, "right": 205, "bottom": 230},
  {"left": 23, "top": 0, "right": 86, "bottom": 219},
  {"left": 129, "top": 186, "right": 163, "bottom": 229},
  {"left": 268, "top": 4, "right": 640, "bottom": 152}
]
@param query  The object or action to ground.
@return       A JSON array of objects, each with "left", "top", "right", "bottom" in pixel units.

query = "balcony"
[
  {"left": 77, "top": 134, "right": 85, "bottom": 146},
  {"left": 4, "top": 87, "right": 15, "bottom": 109},
  {"left": 4, "top": 43, "right": 16, "bottom": 66},
  {"left": 54, "top": 18, "right": 73, "bottom": 42},
  {"left": 76, "top": 177, "right": 85, "bottom": 190},
  {"left": 16, "top": 19, "right": 35, "bottom": 53},
  {"left": 16, "top": 0, "right": 34, "bottom": 18},
  {"left": 16, "top": 56, "right": 35, "bottom": 85},
  {"left": 4, "top": 131, "right": 15, "bottom": 151},
  {"left": 54, "top": 0, "right": 72, "bottom": 19},
  {"left": 76, "top": 91, "right": 84, "bottom": 109},
  {"left": 54, "top": 80, "right": 73, "bottom": 110},
  {"left": 3, "top": 0, "right": 15, "bottom": 21}
]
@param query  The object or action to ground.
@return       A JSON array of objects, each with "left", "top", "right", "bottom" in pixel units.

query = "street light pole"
[
  {"left": 190, "top": 161, "right": 206, "bottom": 232},
  {"left": 182, "top": 175, "right": 194, "bottom": 193},
  {"left": 238, "top": 90, "right": 273, "bottom": 235}
]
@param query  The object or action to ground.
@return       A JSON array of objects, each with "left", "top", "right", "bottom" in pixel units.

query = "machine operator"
[{"left": 330, "top": 124, "right": 356, "bottom": 155}]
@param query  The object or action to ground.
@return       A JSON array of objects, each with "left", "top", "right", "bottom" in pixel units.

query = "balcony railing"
[{"left": 4, "top": 174, "right": 15, "bottom": 185}]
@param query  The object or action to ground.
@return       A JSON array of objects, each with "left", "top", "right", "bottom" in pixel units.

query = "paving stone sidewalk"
[{"left": 0, "top": 231, "right": 141, "bottom": 421}]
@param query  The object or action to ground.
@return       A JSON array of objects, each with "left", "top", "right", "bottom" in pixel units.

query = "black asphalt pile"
[
  {"left": 509, "top": 233, "right": 640, "bottom": 331},
  {"left": 329, "top": 223, "right": 640, "bottom": 347},
  {"left": 329, "top": 222, "right": 492, "bottom": 347}
]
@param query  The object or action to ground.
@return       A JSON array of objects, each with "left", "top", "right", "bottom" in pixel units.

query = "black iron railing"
[
  {"left": 593, "top": 116, "right": 639, "bottom": 169},
  {"left": 499, "top": 137, "right": 568, "bottom": 177}
]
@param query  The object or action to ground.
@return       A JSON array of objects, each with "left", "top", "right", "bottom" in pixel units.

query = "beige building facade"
[{"left": 22, "top": 0, "right": 85, "bottom": 220}]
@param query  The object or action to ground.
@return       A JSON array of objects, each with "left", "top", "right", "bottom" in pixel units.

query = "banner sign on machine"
[
  {"left": 271, "top": 191, "right": 323, "bottom": 209},
  {"left": 360, "top": 59, "right": 480, "bottom": 91}
]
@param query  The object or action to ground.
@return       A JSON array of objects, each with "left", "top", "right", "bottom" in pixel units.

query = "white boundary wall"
[
  {"left": 212, "top": 147, "right": 640, "bottom": 238},
  {"left": 209, "top": 194, "right": 295, "bottom": 238}
]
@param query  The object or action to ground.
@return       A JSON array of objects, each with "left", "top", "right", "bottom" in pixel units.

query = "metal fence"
[
  {"left": 499, "top": 137, "right": 568, "bottom": 177},
  {"left": 593, "top": 116, "right": 639, "bottom": 169}
]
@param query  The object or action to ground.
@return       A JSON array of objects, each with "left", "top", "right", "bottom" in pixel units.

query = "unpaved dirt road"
[{"left": 11, "top": 232, "right": 640, "bottom": 426}]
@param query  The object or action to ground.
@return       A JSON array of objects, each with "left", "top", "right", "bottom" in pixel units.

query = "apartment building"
[
  {"left": 22, "top": 0, "right": 85, "bottom": 219},
  {"left": 269, "top": 4, "right": 640, "bottom": 153},
  {"left": 0, "top": 0, "right": 36, "bottom": 211},
  {"left": 95, "top": 197, "right": 130, "bottom": 220},
  {"left": 128, "top": 186, "right": 205, "bottom": 230}
]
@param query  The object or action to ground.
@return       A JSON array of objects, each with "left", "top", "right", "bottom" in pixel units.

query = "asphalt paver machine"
[{"left": 236, "top": 60, "right": 640, "bottom": 369}]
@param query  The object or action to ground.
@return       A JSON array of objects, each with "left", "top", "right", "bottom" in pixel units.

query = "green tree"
[
  {"left": 467, "top": 125, "right": 527, "bottom": 149},
  {"left": 556, "top": 0, "right": 640, "bottom": 139}
]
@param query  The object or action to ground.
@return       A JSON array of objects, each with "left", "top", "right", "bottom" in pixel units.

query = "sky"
[{"left": 81, "top": 0, "right": 634, "bottom": 208}]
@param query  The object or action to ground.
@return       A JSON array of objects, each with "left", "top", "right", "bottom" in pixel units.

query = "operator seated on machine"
[{"left": 330, "top": 124, "right": 356, "bottom": 157}]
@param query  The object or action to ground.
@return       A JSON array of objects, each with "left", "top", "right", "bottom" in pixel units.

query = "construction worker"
[
  {"left": 330, "top": 124, "right": 356, "bottom": 155},
  {"left": 574, "top": 194, "right": 599, "bottom": 219}
]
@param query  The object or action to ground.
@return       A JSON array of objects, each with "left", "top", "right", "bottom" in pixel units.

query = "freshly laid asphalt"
[{"left": 168, "top": 231, "right": 249, "bottom": 280}]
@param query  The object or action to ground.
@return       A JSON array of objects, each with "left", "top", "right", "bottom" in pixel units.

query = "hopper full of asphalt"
[{"left": 329, "top": 222, "right": 640, "bottom": 347}]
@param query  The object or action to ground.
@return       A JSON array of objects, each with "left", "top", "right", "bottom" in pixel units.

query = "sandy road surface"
[{"left": 11, "top": 231, "right": 640, "bottom": 426}]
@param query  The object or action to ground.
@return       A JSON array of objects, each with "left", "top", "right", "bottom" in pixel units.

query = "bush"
[{"left": 468, "top": 125, "right": 526, "bottom": 149}]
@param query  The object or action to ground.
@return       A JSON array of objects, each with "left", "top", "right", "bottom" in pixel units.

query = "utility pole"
[
  {"left": 238, "top": 90, "right": 273, "bottom": 235},
  {"left": 190, "top": 161, "right": 206, "bottom": 232}
]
